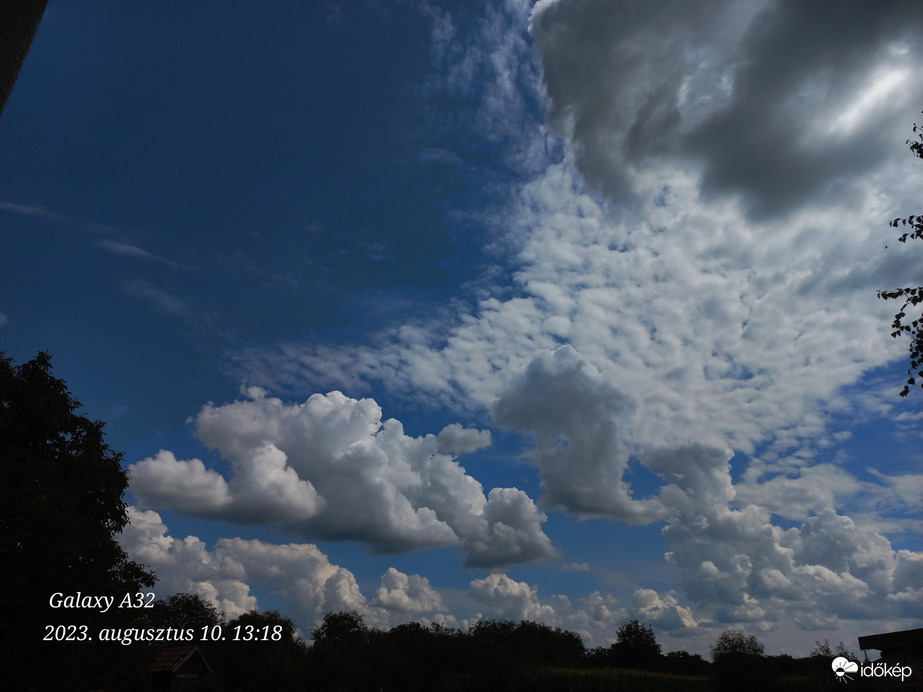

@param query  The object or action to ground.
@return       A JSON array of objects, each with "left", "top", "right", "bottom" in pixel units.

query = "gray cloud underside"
[{"left": 533, "top": 0, "right": 923, "bottom": 218}]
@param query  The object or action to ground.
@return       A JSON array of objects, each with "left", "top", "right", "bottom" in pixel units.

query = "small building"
[
  {"left": 858, "top": 627, "right": 923, "bottom": 692},
  {"left": 148, "top": 646, "right": 213, "bottom": 692}
]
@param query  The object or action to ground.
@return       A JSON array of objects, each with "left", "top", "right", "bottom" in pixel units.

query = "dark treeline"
[{"left": 135, "top": 596, "right": 879, "bottom": 692}]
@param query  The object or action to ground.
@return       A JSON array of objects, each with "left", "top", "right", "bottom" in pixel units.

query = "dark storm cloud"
[
  {"left": 532, "top": 0, "right": 923, "bottom": 218},
  {"left": 686, "top": 0, "right": 923, "bottom": 218},
  {"left": 531, "top": 0, "right": 731, "bottom": 203}
]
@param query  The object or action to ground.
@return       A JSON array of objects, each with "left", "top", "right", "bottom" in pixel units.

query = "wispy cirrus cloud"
[
  {"left": 123, "top": 279, "right": 189, "bottom": 316},
  {"left": 95, "top": 239, "right": 180, "bottom": 267},
  {"left": 2, "top": 201, "right": 181, "bottom": 269},
  {"left": 0, "top": 201, "right": 69, "bottom": 222}
]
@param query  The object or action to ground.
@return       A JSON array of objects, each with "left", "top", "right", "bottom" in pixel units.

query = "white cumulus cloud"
[
  {"left": 120, "top": 508, "right": 458, "bottom": 630},
  {"left": 130, "top": 390, "right": 555, "bottom": 568},
  {"left": 373, "top": 567, "right": 448, "bottom": 616},
  {"left": 470, "top": 573, "right": 557, "bottom": 624}
]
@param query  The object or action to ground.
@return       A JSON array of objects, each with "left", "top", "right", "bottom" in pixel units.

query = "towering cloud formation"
[
  {"left": 130, "top": 390, "right": 555, "bottom": 568},
  {"left": 494, "top": 346, "right": 664, "bottom": 522}
]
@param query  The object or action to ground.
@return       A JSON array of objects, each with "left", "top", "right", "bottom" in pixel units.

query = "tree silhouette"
[
  {"left": 0, "top": 351, "right": 156, "bottom": 690},
  {"left": 311, "top": 610, "right": 369, "bottom": 648},
  {"left": 711, "top": 630, "right": 771, "bottom": 692},
  {"left": 511, "top": 620, "right": 585, "bottom": 669},
  {"left": 710, "top": 630, "right": 765, "bottom": 660},
  {"left": 310, "top": 611, "right": 375, "bottom": 691},
  {"left": 149, "top": 592, "right": 223, "bottom": 632},
  {"left": 210, "top": 609, "right": 308, "bottom": 691},
  {"left": 664, "top": 649, "right": 711, "bottom": 675},
  {"left": 383, "top": 622, "right": 469, "bottom": 691},
  {"left": 879, "top": 112, "right": 923, "bottom": 396},
  {"left": 610, "top": 619, "right": 662, "bottom": 669},
  {"left": 811, "top": 638, "right": 857, "bottom": 661}
]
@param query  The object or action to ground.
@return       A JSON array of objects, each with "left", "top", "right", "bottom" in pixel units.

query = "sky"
[{"left": 1, "top": 0, "right": 921, "bottom": 657}]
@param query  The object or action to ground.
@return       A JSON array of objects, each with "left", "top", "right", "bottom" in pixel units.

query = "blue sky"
[{"left": 2, "top": 0, "right": 921, "bottom": 656}]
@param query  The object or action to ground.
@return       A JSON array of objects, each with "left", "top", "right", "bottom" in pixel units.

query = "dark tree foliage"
[
  {"left": 586, "top": 644, "right": 615, "bottom": 667},
  {"left": 309, "top": 611, "right": 376, "bottom": 691},
  {"left": 710, "top": 630, "right": 765, "bottom": 661},
  {"left": 811, "top": 637, "right": 857, "bottom": 661},
  {"left": 465, "top": 619, "right": 588, "bottom": 691},
  {"left": 381, "top": 621, "right": 470, "bottom": 691},
  {"left": 377, "top": 622, "right": 434, "bottom": 691},
  {"left": 711, "top": 630, "right": 773, "bottom": 692},
  {"left": 307, "top": 614, "right": 478, "bottom": 692},
  {"left": 0, "top": 351, "right": 156, "bottom": 691},
  {"left": 610, "top": 619, "right": 662, "bottom": 670},
  {"left": 208, "top": 609, "right": 308, "bottom": 692},
  {"left": 469, "top": 620, "right": 528, "bottom": 692},
  {"left": 511, "top": 620, "right": 585, "bottom": 669},
  {"left": 149, "top": 592, "right": 223, "bottom": 632},
  {"left": 311, "top": 609, "right": 369, "bottom": 648},
  {"left": 879, "top": 113, "right": 923, "bottom": 396},
  {"left": 663, "top": 649, "right": 711, "bottom": 676}
]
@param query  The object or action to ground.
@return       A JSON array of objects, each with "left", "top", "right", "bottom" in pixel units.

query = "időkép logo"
[{"left": 832, "top": 656, "right": 913, "bottom": 684}]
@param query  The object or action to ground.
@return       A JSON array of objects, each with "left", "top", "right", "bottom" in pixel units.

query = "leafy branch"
[{"left": 878, "top": 115, "right": 923, "bottom": 396}]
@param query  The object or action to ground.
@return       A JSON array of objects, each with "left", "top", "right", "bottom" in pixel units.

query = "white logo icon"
[{"left": 832, "top": 656, "right": 859, "bottom": 683}]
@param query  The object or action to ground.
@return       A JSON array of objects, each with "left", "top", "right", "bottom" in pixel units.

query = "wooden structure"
[
  {"left": 858, "top": 628, "right": 923, "bottom": 691},
  {"left": 149, "top": 646, "right": 213, "bottom": 692}
]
